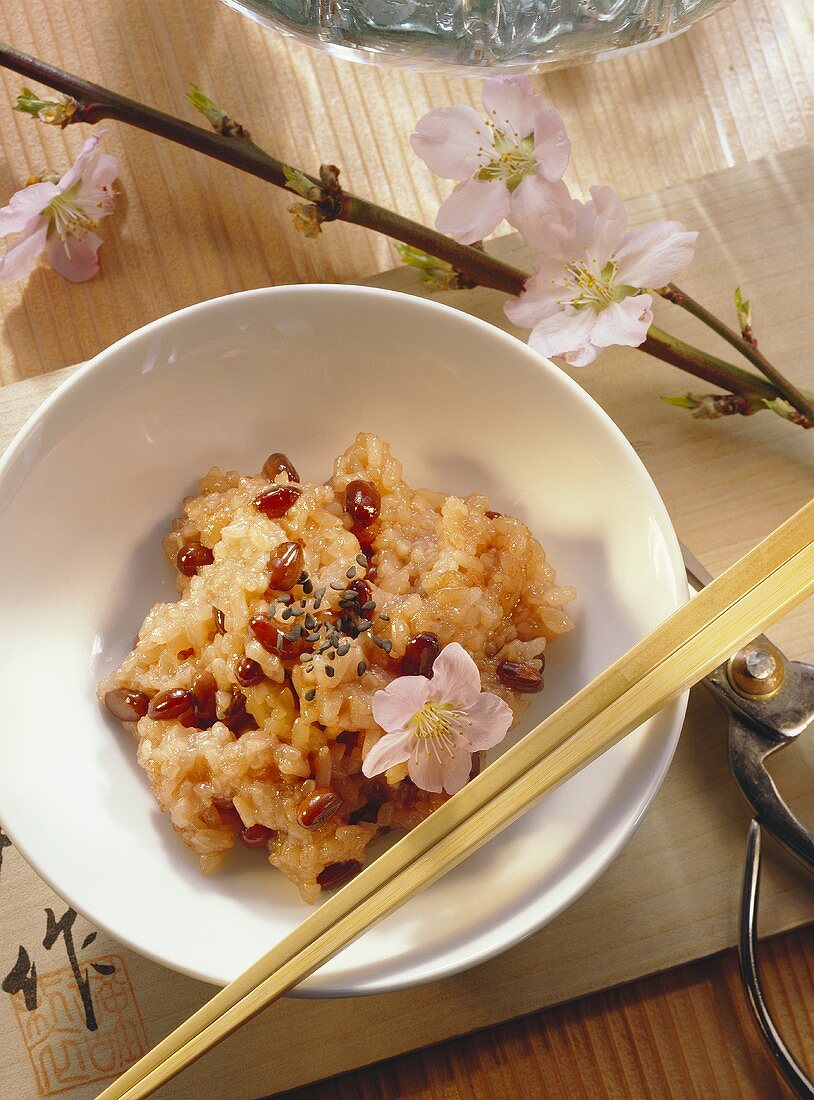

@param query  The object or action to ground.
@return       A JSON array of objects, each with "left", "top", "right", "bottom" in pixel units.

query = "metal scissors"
[{"left": 683, "top": 543, "right": 814, "bottom": 1098}]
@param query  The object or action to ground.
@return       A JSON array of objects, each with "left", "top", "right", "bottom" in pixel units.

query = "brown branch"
[
  {"left": 0, "top": 42, "right": 524, "bottom": 297},
  {"left": 660, "top": 283, "right": 814, "bottom": 422},
  {"left": 0, "top": 40, "right": 809, "bottom": 430}
]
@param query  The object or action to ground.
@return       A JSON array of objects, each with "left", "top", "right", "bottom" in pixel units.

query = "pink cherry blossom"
[
  {"left": 411, "top": 75, "right": 571, "bottom": 246},
  {"left": 505, "top": 185, "right": 698, "bottom": 366},
  {"left": 0, "top": 134, "right": 117, "bottom": 284},
  {"left": 363, "top": 642, "right": 513, "bottom": 795}
]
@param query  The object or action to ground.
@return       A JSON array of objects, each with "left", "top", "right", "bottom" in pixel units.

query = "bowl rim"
[{"left": 0, "top": 283, "right": 688, "bottom": 995}]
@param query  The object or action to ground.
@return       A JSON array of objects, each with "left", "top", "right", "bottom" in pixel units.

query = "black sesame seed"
[
  {"left": 313, "top": 599, "right": 322, "bottom": 611},
  {"left": 361, "top": 600, "right": 376, "bottom": 612},
  {"left": 304, "top": 613, "right": 316, "bottom": 630},
  {"left": 356, "top": 619, "right": 372, "bottom": 631},
  {"left": 325, "top": 666, "right": 335, "bottom": 678},
  {"left": 356, "top": 553, "right": 367, "bottom": 567},
  {"left": 314, "top": 587, "right": 326, "bottom": 600},
  {"left": 304, "top": 689, "right": 316, "bottom": 701},
  {"left": 306, "top": 665, "right": 314, "bottom": 674},
  {"left": 371, "top": 635, "right": 392, "bottom": 653},
  {"left": 302, "top": 580, "right": 313, "bottom": 595},
  {"left": 346, "top": 566, "right": 357, "bottom": 579},
  {"left": 330, "top": 581, "right": 345, "bottom": 591},
  {"left": 378, "top": 612, "right": 390, "bottom": 621},
  {"left": 338, "top": 599, "right": 356, "bottom": 610},
  {"left": 290, "top": 607, "right": 305, "bottom": 616},
  {"left": 285, "top": 627, "right": 302, "bottom": 641},
  {"left": 337, "top": 641, "right": 350, "bottom": 656},
  {"left": 298, "top": 571, "right": 309, "bottom": 584},
  {"left": 281, "top": 608, "right": 293, "bottom": 620},
  {"left": 306, "top": 632, "right": 320, "bottom": 643},
  {"left": 328, "top": 650, "right": 336, "bottom": 660},
  {"left": 276, "top": 593, "right": 293, "bottom": 605},
  {"left": 316, "top": 641, "right": 331, "bottom": 654},
  {"left": 357, "top": 660, "right": 367, "bottom": 676}
]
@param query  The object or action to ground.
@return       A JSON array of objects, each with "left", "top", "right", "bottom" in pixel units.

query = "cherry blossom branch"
[
  {"left": 0, "top": 42, "right": 523, "bottom": 298},
  {"left": 659, "top": 283, "right": 814, "bottom": 421},
  {"left": 644, "top": 328, "right": 777, "bottom": 401},
  {"left": 0, "top": 40, "right": 809, "bottom": 428}
]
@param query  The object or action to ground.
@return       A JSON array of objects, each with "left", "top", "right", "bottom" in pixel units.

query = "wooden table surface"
[{"left": 0, "top": 1, "right": 812, "bottom": 1097}]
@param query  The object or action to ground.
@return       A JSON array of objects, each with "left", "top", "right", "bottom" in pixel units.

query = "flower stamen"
[
  {"left": 42, "top": 184, "right": 99, "bottom": 245},
  {"left": 476, "top": 129, "right": 536, "bottom": 192},
  {"left": 411, "top": 699, "right": 470, "bottom": 758}
]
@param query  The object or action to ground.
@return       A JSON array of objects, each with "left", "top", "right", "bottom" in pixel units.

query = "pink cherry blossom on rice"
[
  {"left": 363, "top": 642, "right": 513, "bottom": 796},
  {"left": 0, "top": 133, "right": 117, "bottom": 284},
  {"left": 410, "top": 75, "right": 571, "bottom": 246},
  {"left": 506, "top": 185, "right": 698, "bottom": 366}
]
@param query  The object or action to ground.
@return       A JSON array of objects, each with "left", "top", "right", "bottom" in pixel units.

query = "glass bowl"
[{"left": 221, "top": 0, "right": 730, "bottom": 73}]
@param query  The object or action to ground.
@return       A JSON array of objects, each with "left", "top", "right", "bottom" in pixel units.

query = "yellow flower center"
[
  {"left": 558, "top": 259, "right": 637, "bottom": 312},
  {"left": 41, "top": 183, "right": 98, "bottom": 242},
  {"left": 411, "top": 699, "right": 470, "bottom": 760},
  {"left": 476, "top": 130, "right": 536, "bottom": 193}
]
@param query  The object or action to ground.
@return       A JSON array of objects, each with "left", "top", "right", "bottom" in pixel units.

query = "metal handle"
[
  {"left": 739, "top": 820, "right": 814, "bottom": 1099},
  {"left": 730, "top": 715, "right": 814, "bottom": 874}
]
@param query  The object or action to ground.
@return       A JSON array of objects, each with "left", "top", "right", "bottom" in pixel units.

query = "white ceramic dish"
[{"left": 0, "top": 285, "right": 687, "bottom": 995}]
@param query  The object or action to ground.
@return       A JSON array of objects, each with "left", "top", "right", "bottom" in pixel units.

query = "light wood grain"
[{"left": 0, "top": 0, "right": 811, "bottom": 385}]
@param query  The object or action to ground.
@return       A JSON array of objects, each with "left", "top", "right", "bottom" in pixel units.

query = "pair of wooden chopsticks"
[{"left": 99, "top": 500, "right": 814, "bottom": 1100}]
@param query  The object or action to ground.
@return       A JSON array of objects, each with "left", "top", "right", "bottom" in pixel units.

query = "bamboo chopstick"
[{"left": 99, "top": 499, "right": 814, "bottom": 1100}]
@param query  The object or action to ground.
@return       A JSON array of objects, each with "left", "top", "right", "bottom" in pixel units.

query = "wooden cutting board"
[{"left": 0, "top": 147, "right": 811, "bottom": 1100}]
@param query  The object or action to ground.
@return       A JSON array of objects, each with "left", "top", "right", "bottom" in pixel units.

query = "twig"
[
  {"left": 643, "top": 327, "right": 780, "bottom": 402},
  {"left": 659, "top": 283, "right": 814, "bottom": 422}
]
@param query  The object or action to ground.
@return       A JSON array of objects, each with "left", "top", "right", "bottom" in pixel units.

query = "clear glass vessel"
[{"left": 221, "top": 0, "right": 729, "bottom": 73}]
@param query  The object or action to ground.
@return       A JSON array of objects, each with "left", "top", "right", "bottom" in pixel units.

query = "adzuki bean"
[
  {"left": 344, "top": 480, "right": 381, "bottom": 529},
  {"left": 262, "top": 452, "right": 299, "bottom": 483},
  {"left": 192, "top": 670, "right": 217, "bottom": 728},
  {"left": 317, "top": 860, "right": 362, "bottom": 890},
  {"left": 249, "top": 614, "right": 298, "bottom": 659},
  {"left": 147, "top": 688, "right": 194, "bottom": 720},
  {"left": 401, "top": 632, "right": 440, "bottom": 678},
  {"left": 221, "top": 691, "right": 258, "bottom": 736},
  {"left": 235, "top": 656, "right": 264, "bottom": 687},
  {"left": 346, "top": 578, "right": 372, "bottom": 608},
  {"left": 496, "top": 660, "right": 544, "bottom": 694},
  {"left": 176, "top": 541, "right": 214, "bottom": 577},
  {"left": 254, "top": 484, "right": 301, "bottom": 519},
  {"left": 267, "top": 541, "right": 304, "bottom": 591},
  {"left": 240, "top": 823, "right": 274, "bottom": 850},
  {"left": 104, "top": 689, "right": 149, "bottom": 722},
  {"left": 296, "top": 788, "right": 343, "bottom": 829}
]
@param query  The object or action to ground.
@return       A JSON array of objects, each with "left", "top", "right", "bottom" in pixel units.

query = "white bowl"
[{"left": 0, "top": 285, "right": 687, "bottom": 994}]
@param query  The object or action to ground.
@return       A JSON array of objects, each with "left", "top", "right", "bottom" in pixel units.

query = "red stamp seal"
[{"left": 8, "top": 953, "right": 147, "bottom": 1096}]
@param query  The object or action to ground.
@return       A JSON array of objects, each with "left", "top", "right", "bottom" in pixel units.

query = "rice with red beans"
[{"left": 98, "top": 433, "right": 575, "bottom": 902}]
